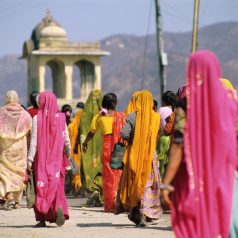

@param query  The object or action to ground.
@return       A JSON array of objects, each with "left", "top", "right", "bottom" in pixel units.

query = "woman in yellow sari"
[
  {"left": 119, "top": 90, "right": 162, "bottom": 226},
  {"left": 0, "top": 90, "right": 32, "bottom": 209}
]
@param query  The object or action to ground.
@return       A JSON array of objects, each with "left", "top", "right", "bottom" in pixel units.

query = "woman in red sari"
[
  {"left": 82, "top": 93, "right": 125, "bottom": 212},
  {"left": 27, "top": 91, "right": 71, "bottom": 227}
]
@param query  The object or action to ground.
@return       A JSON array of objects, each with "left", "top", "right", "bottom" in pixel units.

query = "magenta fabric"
[
  {"left": 172, "top": 51, "right": 237, "bottom": 238},
  {"left": 34, "top": 91, "right": 69, "bottom": 222},
  {"left": 177, "top": 85, "right": 187, "bottom": 100}
]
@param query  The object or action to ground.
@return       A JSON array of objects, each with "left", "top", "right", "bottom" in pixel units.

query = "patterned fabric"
[
  {"left": 140, "top": 153, "right": 162, "bottom": 219},
  {"left": 34, "top": 91, "right": 69, "bottom": 222},
  {"left": 79, "top": 90, "right": 103, "bottom": 194},
  {"left": 172, "top": 50, "right": 237, "bottom": 238},
  {"left": 0, "top": 104, "right": 32, "bottom": 139},
  {"left": 0, "top": 91, "right": 32, "bottom": 201}
]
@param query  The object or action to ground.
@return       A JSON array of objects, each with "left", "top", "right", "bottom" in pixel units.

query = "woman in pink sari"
[
  {"left": 161, "top": 50, "right": 237, "bottom": 238},
  {"left": 27, "top": 91, "right": 71, "bottom": 227}
]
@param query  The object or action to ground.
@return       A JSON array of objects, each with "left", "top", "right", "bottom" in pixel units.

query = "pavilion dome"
[
  {"left": 40, "top": 23, "right": 67, "bottom": 40},
  {"left": 31, "top": 14, "right": 67, "bottom": 49}
]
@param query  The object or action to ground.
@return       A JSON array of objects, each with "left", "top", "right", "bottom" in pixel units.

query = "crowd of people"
[{"left": 0, "top": 50, "right": 237, "bottom": 237}]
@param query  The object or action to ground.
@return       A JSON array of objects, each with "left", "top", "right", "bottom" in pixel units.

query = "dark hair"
[
  {"left": 21, "top": 104, "right": 26, "bottom": 110},
  {"left": 61, "top": 104, "right": 72, "bottom": 125},
  {"left": 76, "top": 102, "right": 84, "bottom": 109},
  {"left": 162, "top": 91, "right": 177, "bottom": 111},
  {"left": 176, "top": 97, "right": 187, "bottom": 112},
  {"left": 29, "top": 90, "right": 39, "bottom": 108},
  {"left": 153, "top": 99, "right": 158, "bottom": 112},
  {"left": 102, "top": 93, "right": 117, "bottom": 110}
]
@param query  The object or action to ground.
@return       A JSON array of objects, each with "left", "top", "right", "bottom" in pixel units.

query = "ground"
[{"left": 0, "top": 196, "right": 174, "bottom": 238}]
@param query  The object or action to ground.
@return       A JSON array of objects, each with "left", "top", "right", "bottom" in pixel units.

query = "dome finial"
[
  {"left": 46, "top": 8, "right": 51, "bottom": 17},
  {"left": 43, "top": 9, "right": 53, "bottom": 24}
]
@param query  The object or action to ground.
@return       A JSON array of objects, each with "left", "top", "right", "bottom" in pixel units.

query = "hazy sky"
[{"left": 1, "top": 0, "right": 238, "bottom": 57}]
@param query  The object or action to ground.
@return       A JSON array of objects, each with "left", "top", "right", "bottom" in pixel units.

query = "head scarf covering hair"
[
  {"left": 120, "top": 90, "right": 160, "bottom": 207},
  {"left": 34, "top": 91, "right": 67, "bottom": 214},
  {"left": 5, "top": 90, "right": 20, "bottom": 105},
  {"left": 176, "top": 85, "right": 187, "bottom": 100},
  {"left": 124, "top": 91, "right": 142, "bottom": 115},
  {"left": 0, "top": 90, "right": 31, "bottom": 139},
  {"left": 173, "top": 50, "right": 237, "bottom": 238}
]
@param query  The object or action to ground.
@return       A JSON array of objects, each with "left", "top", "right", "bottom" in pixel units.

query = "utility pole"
[
  {"left": 191, "top": 0, "right": 200, "bottom": 52},
  {"left": 155, "top": 0, "right": 167, "bottom": 104}
]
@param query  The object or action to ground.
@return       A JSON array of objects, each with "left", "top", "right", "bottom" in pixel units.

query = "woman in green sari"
[{"left": 74, "top": 89, "right": 103, "bottom": 206}]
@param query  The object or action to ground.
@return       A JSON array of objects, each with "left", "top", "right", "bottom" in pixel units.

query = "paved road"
[{"left": 0, "top": 196, "right": 174, "bottom": 238}]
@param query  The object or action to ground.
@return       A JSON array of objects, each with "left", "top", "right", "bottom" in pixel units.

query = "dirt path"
[{"left": 0, "top": 197, "right": 174, "bottom": 238}]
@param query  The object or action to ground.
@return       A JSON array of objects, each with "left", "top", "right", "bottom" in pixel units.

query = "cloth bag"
[
  {"left": 26, "top": 171, "right": 35, "bottom": 209},
  {"left": 69, "top": 157, "right": 79, "bottom": 176},
  {"left": 109, "top": 142, "right": 125, "bottom": 170}
]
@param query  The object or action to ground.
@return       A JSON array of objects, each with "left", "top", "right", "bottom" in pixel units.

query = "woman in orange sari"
[
  {"left": 120, "top": 90, "right": 162, "bottom": 226},
  {"left": 82, "top": 93, "right": 125, "bottom": 212}
]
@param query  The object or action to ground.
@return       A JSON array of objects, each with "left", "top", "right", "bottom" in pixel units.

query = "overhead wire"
[
  {"left": 140, "top": 0, "right": 153, "bottom": 90},
  {"left": 0, "top": 0, "right": 48, "bottom": 24},
  {"left": 161, "top": 0, "right": 206, "bottom": 28}
]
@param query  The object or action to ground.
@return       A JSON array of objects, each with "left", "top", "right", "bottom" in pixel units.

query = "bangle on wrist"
[{"left": 159, "top": 183, "right": 174, "bottom": 192}]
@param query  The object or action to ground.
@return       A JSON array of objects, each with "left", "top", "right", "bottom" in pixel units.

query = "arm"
[
  {"left": 121, "top": 112, "right": 136, "bottom": 142},
  {"left": 161, "top": 108, "right": 185, "bottom": 205},
  {"left": 82, "top": 114, "right": 99, "bottom": 152},
  {"left": 161, "top": 143, "right": 183, "bottom": 205},
  {"left": 64, "top": 124, "right": 71, "bottom": 157},
  {"left": 73, "top": 131, "right": 80, "bottom": 154},
  {"left": 82, "top": 131, "right": 95, "bottom": 153},
  {"left": 27, "top": 116, "right": 37, "bottom": 169}
]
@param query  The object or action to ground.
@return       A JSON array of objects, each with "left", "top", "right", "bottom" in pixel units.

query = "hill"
[{"left": 0, "top": 22, "right": 237, "bottom": 109}]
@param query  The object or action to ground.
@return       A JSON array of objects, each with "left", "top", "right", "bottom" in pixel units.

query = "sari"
[
  {"left": 68, "top": 109, "right": 83, "bottom": 191},
  {"left": 78, "top": 90, "right": 103, "bottom": 196},
  {"left": 33, "top": 92, "right": 69, "bottom": 223},
  {"left": 100, "top": 111, "right": 125, "bottom": 212},
  {"left": 0, "top": 91, "right": 32, "bottom": 204},
  {"left": 120, "top": 90, "right": 161, "bottom": 218},
  {"left": 171, "top": 51, "right": 237, "bottom": 238}
]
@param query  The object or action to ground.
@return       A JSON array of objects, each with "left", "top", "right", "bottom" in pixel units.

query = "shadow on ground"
[{"left": 77, "top": 222, "right": 172, "bottom": 231}]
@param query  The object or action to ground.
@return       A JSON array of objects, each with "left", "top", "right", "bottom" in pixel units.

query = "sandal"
[
  {"left": 56, "top": 207, "right": 65, "bottom": 226},
  {"left": 34, "top": 221, "right": 46, "bottom": 228}
]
